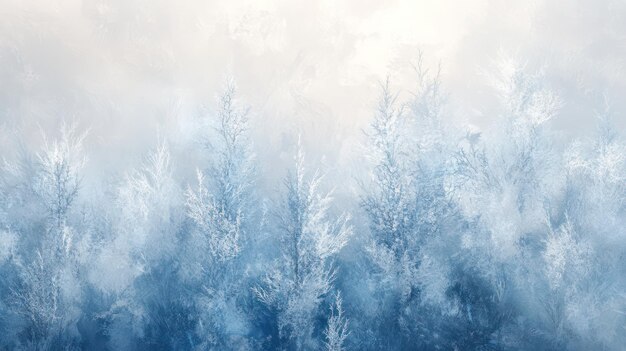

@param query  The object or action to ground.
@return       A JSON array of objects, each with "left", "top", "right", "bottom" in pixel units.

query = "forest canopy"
[{"left": 0, "top": 52, "right": 624, "bottom": 350}]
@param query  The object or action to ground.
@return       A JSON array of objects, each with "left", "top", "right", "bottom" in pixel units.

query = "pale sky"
[{"left": 1, "top": 0, "right": 625, "bottom": 181}]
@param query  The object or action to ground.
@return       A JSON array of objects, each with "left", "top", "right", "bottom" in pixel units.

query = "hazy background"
[{"left": 1, "top": 0, "right": 625, "bottom": 185}]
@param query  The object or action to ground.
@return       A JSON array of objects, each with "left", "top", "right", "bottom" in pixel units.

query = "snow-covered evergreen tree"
[
  {"left": 324, "top": 292, "right": 349, "bottom": 351},
  {"left": 255, "top": 141, "right": 351, "bottom": 350},
  {"left": 4, "top": 124, "right": 88, "bottom": 349},
  {"left": 183, "top": 81, "right": 257, "bottom": 349}
]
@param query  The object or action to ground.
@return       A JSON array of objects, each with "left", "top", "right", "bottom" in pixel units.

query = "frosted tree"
[
  {"left": 541, "top": 107, "right": 626, "bottom": 350},
  {"left": 115, "top": 142, "right": 181, "bottom": 264},
  {"left": 362, "top": 78, "right": 416, "bottom": 257},
  {"left": 455, "top": 55, "right": 561, "bottom": 238},
  {"left": 447, "top": 55, "right": 572, "bottom": 349},
  {"left": 324, "top": 293, "right": 349, "bottom": 351},
  {"left": 360, "top": 65, "right": 459, "bottom": 348},
  {"left": 210, "top": 80, "right": 256, "bottom": 237},
  {"left": 453, "top": 55, "right": 563, "bottom": 272},
  {"left": 363, "top": 85, "right": 406, "bottom": 345},
  {"left": 254, "top": 141, "right": 351, "bottom": 350},
  {"left": 184, "top": 81, "right": 256, "bottom": 269},
  {"left": 185, "top": 171, "right": 241, "bottom": 263},
  {"left": 6, "top": 124, "right": 88, "bottom": 349},
  {"left": 361, "top": 77, "right": 420, "bottom": 349},
  {"left": 98, "top": 141, "right": 188, "bottom": 350},
  {"left": 182, "top": 81, "right": 257, "bottom": 349},
  {"left": 34, "top": 125, "right": 86, "bottom": 235},
  {"left": 405, "top": 54, "right": 460, "bottom": 309},
  {"left": 564, "top": 104, "right": 625, "bottom": 235}
]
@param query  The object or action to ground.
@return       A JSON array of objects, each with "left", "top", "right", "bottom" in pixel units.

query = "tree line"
[{"left": 0, "top": 56, "right": 624, "bottom": 350}]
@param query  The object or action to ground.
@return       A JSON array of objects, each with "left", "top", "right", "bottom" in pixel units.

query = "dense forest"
[{"left": 0, "top": 55, "right": 624, "bottom": 350}]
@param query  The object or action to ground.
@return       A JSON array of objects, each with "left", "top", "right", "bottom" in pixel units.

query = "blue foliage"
[{"left": 0, "top": 59, "right": 624, "bottom": 351}]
